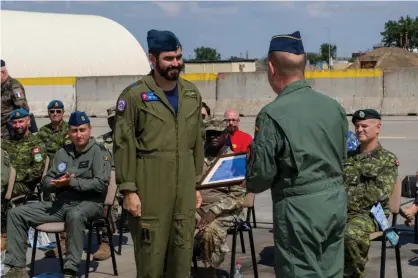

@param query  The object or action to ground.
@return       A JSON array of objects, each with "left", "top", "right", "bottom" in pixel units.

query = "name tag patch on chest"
[
  {"left": 141, "top": 92, "right": 159, "bottom": 102},
  {"left": 78, "top": 160, "right": 89, "bottom": 169},
  {"left": 58, "top": 162, "right": 67, "bottom": 173}
]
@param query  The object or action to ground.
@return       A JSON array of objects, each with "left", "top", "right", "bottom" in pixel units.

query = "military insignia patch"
[
  {"left": 81, "top": 115, "right": 85, "bottom": 121},
  {"left": 117, "top": 100, "right": 127, "bottom": 112},
  {"left": 15, "top": 111, "right": 20, "bottom": 117},
  {"left": 141, "top": 92, "right": 159, "bottom": 102},
  {"left": 13, "top": 88, "right": 23, "bottom": 99},
  {"left": 32, "top": 148, "right": 40, "bottom": 154},
  {"left": 34, "top": 153, "right": 43, "bottom": 162},
  {"left": 184, "top": 91, "right": 197, "bottom": 98},
  {"left": 54, "top": 101, "right": 59, "bottom": 108},
  {"left": 58, "top": 162, "right": 67, "bottom": 173},
  {"left": 359, "top": 111, "right": 365, "bottom": 118}
]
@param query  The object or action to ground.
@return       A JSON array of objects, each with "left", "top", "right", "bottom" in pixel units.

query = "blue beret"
[
  {"left": 1, "top": 60, "right": 5, "bottom": 67},
  {"left": 10, "top": 108, "right": 29, "bottom": 120},
  {"left": 147, "top": 29, "right": 181, "bottom": 53},
  {"left": 268, "top": 31, "right": 305, "bottom": 55},
  {"left": 47, "top": 100, "right": 64, "bottom": 109},
  {"left": 68, "top": 111, "right": 90, "bottom": 126}
]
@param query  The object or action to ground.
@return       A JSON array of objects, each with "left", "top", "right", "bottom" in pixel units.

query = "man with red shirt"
[{"left": 224, "top": 109, "right": 252, "bottom": 153}]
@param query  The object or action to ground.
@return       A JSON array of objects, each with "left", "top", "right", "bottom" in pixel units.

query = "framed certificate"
[{"left": 196, "top": 152, "right": 247, "bottom": 190}]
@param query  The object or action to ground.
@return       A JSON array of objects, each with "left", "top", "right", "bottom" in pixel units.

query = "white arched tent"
[{"left": 1, "top": 9, "right": 150, "bottom": 77}]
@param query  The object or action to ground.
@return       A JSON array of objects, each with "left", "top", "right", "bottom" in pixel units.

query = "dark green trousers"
[
  {"left": 273, "top": 187, "right": 347, "bottom": 278},
  {"left": 3, "top": 200, "right": 103, "bottom": 272}
]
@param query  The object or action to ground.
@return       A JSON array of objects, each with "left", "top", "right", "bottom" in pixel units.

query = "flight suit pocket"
[
  {"left": 173, "top": 211, "right": 194, "bottom": 249},
  {"left": 139, "top": 216, "right": 159, "bottom": 253}
]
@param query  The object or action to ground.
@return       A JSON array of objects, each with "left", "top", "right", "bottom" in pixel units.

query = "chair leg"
[
  {"left": 30, "top": 229, "right": 38, "bottom": 278},
  {"left": 55, "top": 233, "right": 64, "bottom": 271},
  {"left": 192, "top": 253, "right": 199, "bottom": 276},
  {"left": 118, "top": 208, "right": 126, "bottom": 255},
  {"left": 96, "top": 226, "right": 102, "bottom": 245},
  {"left": 247, "top": 225, "right": 259, "bottom": 278},
  {"left": 395, "top": 244, "right": 402, "bottom": 278},
  {"left": 239, "top": 230, "right": 246, "bottom": 254},
  {"left": 85, "top": 225, "right": 93, "bottom": 278},
  {"left": 229, "top": 227, "right": 238, "bottom": 277},
  {"left": 380, "top": 238, "right": 386, "bottom": 278},
  {"left": 251, "top": 207, "right": 257, "bottom": 228},
  {"left": 106, "top": 219, "right": 118, "bottom": 276}
]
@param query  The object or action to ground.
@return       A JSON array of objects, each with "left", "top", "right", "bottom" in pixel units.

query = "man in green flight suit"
[
  {"left": 2, "top": 111, "right": 112, "bottom": 278},
  {"left": 94, "top": 105, "right": 120, "bottom": 261},
  {"left": 1, "top": 60, "right": 30, "bottom": 140},
  {"left": 344, "top": 109, "right": 399, "bottom": 278},
  {"left": 113, "top": 29, "right": 204, "bottom": 278},
  {"left": 245, "top": 31, "right": 348, "bottom": 277},
  {"left": 36, "top": 100, "right": 72, "bottom": 258}
]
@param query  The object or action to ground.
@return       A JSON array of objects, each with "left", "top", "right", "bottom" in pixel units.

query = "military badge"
[
  {"left": 55, "top": 101, "right": 59, "bottom": 108},
  {"left": 184, "top": 91, "right": 197, "bottom": 98},
  {"left": 81, "top": 115, "right": 85, "bottom": 121},
  {"left": 32, "top": 147, "right": 40, "bottom": 154},
  {"left": 58, "top": 162, "right": 67, "bottom": 173},
  {"left": 15, "top": 111, "right": 20, "bottom": 117},
  {"left": 141, "top": 92, "right": 159, "bottom": 102},
  {"left": 359, "top": 111, "right": 365, "bottom": 118},
  {"left": 34, "top": 153, "right": 43, "bottom": 162},
  {"left": 117, "top": 100, "right": 127, "bottom": 111}
]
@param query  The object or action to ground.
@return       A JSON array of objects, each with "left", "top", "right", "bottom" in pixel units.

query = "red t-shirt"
[{"left": 230, "top": 129, "right": 252, "bottom": 153}]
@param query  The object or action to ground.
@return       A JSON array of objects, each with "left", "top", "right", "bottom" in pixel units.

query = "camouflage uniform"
[
  {"left": 343, "top": 144, "right": 398, "bottom": 277},
  {"left": 1, "top": 134, "right": 47, "bottom": 196},
  {"left": 36, "top": 121, "right": 71, "bottom": 163},
  {"left": 196, "top": 118, "right": 246, "bottom": 269},
  {"left": 1, "top": 77, "right": 29, "bottom": 139}
]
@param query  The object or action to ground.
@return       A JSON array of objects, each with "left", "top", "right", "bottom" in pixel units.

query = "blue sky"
[{"left": 3, "top": 1, "right": 418, "bottom": 59}]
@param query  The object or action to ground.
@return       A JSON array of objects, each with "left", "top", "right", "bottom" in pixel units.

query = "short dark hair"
[{"left": 202, "top": 102, "right": 211, "bottom": 116}]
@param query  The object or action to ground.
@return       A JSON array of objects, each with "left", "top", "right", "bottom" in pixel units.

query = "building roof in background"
[
  {"left": 1, "top": 10, "right": 151, "bottom": 77},
  {"left": 348, "top": 47, "right": 418, "bottom": 69}
]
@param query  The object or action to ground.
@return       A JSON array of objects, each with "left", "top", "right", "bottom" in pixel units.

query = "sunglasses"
[{"left": 49, "top": 110, "right": 63, "bottom": 114}]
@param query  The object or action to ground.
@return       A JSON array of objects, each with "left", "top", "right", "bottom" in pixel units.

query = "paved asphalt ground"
[{"left": 1, "top": 116, "right": 417, "bottom": 277}]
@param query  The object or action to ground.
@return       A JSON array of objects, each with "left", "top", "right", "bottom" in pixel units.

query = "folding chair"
[
  {"left": 29, "top": 170, "right": 119, "bottom": 278},
  {"left": 369, "top": 177, "right": 403, "bottom": 278}
]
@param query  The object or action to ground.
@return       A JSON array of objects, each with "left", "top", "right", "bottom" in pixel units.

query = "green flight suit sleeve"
[
  {"left": 209, "top": 185, "right": 246, "bottom": 216},
  {"left": 18, "top": 142, "right": 47, "bottom": 185},
  {"left": 246, "top": 112, "right": 283, "bottom": 194},
  {"left": 69, "top": 146, "right": 111, "bottom": 194},
  {"left": 194, "top": 95, "right": 204, "bottom": 177},
  {"left": 113, "top": 90, "right": 138, "bottom": 193}
]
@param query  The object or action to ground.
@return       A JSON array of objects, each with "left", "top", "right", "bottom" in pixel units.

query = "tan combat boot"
[
  {"left": 44, "top": 233, "right": 66, "bottom": 258},
  {"left": 1, "top": 233, "right": 6, "bottom": 251},
  {"left": 93, "top": 242, "right": 111, "bottom": 261}
]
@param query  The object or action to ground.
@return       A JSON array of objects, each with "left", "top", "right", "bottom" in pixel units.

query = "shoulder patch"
[
  {"left": 13, "top": 88, "right": 24, "bottom": 99},
  {"left": 117, "top": 99, "right": 127, "bottom": 112}
]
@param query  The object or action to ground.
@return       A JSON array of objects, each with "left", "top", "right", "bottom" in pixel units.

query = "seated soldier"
[
  {"left": 344, "top": 109, "right": 399, "bottom": 278},
  {"left": 1, "top": 108, "right": 47, "bottom": 251},
  {"left": 195, "top": 118, "right": 246, "bottom": 277},
  {"left": 2, "top": 111, "right": 112, "bottom": 278}
]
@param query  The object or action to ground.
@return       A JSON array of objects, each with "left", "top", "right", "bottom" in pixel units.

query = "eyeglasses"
[{"left": 49, "top": 110, "right": 63, "bottom": 114}]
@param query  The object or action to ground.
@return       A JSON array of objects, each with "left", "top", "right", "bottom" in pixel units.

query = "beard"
[{"left": 156, "top": 59, "right": 184, "bottom": 81}]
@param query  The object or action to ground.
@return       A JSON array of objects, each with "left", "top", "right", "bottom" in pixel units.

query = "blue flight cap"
[
  {"left": 68, "top": 111, "right": 90, "bottom": 126},
  {"left": 10, "top": 108, "right": 29, "bottom": 120},
  {"left": 268, "top": 31, "right": 305, "bottom": 55},
  {"left": 147, "top": 29, "right": 181, "bottom": 52},
  {"left": 47, "top": 100, "right": 64, "bottom": 110}
]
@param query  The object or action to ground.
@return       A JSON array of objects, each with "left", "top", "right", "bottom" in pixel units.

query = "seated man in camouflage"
[
  {"left": 1, "top": 108, "right": 47, "bottom": 252},
  {"left": 195, "top": 118, "right": 246, "bottom": 277},
  {"left": 93, "top": 106, "right": 120, "bottom": 261},
  {"left": 344, "top": 109, "right": 399, "bottom": 278}
]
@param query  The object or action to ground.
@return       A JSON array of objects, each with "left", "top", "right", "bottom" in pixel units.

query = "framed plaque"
[{"left": 196, "top": 152, "right": 247, "bottom": 190}]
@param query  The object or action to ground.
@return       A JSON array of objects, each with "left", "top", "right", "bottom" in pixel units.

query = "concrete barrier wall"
[
  {"left": 16, "top": 68, "right": 418, "bottom": 117},
  {"left": 17, "top": 77, "right": 76, "bottom": 117},
  {"left": 381, "top": 67, "right": 418, "bottom": 115}
]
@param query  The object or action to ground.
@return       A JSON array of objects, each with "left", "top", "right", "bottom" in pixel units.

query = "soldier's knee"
[{"left": 65, "top": 210, "right": 83, "bottom": 225}]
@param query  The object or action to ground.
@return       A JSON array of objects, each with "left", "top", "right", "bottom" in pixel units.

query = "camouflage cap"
[
  {"left": 204, "top": 117, "right": 227, "bottom": 131},
  {"left": 352, "top": 109, "right": 381, "bottom": 124},
  {"left": 107, "top": 106, "right": 116, "bottom": 118}
]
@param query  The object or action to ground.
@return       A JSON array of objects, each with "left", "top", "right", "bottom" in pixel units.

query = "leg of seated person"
[
  {"left": 344, "top": 214, "right": 376, "bottom": 277},
  {"left": 3, "top": 201, "right": 64, "bottom": 268},
  {"left": 63, "top": 201, "right": 104, "bottom": 272},
  {"left": 94, "top": 200, "right": 119, "bottom": 261}
]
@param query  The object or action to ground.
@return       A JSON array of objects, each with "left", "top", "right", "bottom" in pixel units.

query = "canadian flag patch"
[{"left": 32, "top": 148, "right": 40, "bottom": 154}]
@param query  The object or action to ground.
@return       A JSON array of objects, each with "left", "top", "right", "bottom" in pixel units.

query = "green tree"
[
  {"left": 320, "top": 43, "right": 337, "bottom": 63},
  {"left": 381, "top": 16, "right": 418, "bottom": 51},
  {"left": 193, "top": 46, "right": 221, "bottom": 61},
  {"left": 306, "top": 52, "right": 321, "bottom": 65}
]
